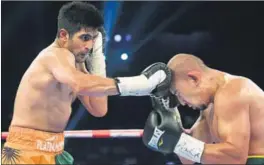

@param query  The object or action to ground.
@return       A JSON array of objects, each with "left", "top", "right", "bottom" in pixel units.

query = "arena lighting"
[
  {"left": 125, "top": 34, "right": 132, "bottom": 41},
  {"left": 114, "top": 34, "right": 122, "bottom": 42},
  {"left": 121, "top": 53, "right": 128, "bottom": 60}
]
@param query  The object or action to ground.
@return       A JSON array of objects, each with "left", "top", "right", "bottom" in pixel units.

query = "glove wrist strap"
[
  {"left": 115, "top": 75, "right": 150, "bottom": 96},
  {"left": 174, "top": 133, "right": 205, "bottom": 163}
]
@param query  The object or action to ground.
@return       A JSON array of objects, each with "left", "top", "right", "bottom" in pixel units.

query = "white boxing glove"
[
  {"left": 86, "top": 30, "right": 106, "bottom": 77},
  {"left": 115, "top": 62, "right": 172, "bottom": 96}
]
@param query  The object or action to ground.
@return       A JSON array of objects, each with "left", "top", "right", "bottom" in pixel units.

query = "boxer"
[
  {"left": 143, "top": 54, "right": 264, "bottom": 164},
  {"left": 1, "top": 2, "right": 171, "bottom": 164}
]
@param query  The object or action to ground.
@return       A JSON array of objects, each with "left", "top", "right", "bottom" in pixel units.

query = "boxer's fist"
[
  {"left": 115, "top": 62, "right": 172, "bottom": 96},
  {"left": 142, "top": 110, "right": 183, "bottom": 154}
]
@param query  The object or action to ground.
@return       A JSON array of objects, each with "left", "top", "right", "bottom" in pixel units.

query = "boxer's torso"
[
  {"left": 11, "top": 45, "right": 77, "bottom": 132},
  {"left": 206, "top": 74, "right": 264, "bottom": 155}
]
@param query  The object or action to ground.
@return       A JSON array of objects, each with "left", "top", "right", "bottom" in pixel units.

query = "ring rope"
[{"left": 1, "top": 129, "right": 143, "bottom": 140}]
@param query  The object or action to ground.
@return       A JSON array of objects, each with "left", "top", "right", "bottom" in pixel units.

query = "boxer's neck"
[
  {"left": 53, "top": 38, "right": 67, "bottom": 49},
  {"left": 206, "top": 69, "right": 227, "bottom": 102}
]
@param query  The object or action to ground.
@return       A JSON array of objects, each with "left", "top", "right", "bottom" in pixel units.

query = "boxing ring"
[
  {"left": 1, "top": 129, "right": 144, "bottom": 139},
  {"left": 1, "top": 129, "right": 154, "bottom": 164}
]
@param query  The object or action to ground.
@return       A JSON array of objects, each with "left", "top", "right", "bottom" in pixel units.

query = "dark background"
[{"left": 2, "top": 1, "right": 264, "bottom": 164}]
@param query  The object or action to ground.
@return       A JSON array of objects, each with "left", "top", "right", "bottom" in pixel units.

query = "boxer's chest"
[{"left": 55, "top": 82, "right": 76, "bottom": 102}]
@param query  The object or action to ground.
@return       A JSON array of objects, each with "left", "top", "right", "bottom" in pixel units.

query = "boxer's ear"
[
  {"left": 187, "top": 71, "right": 201, "bottom": 86},
  {"left": 58, "top": 29, "right": 69, "bottom": 41}
]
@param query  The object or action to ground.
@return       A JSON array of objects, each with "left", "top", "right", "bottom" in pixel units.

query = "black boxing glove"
[
  {"left": 142, "top": 110, "right": 205, "bottom": 163},
  {"left": 145, "top": 64, "right": 179, "bottom": 111},
  {"left": 115, "top": 62, "right": 172, "bottom": 96},
  {"left": 151, "top": 91, "right": 180, "bottom": 111}
]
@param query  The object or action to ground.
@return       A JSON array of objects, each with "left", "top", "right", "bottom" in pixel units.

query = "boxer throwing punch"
[
  {"left": 143, "top": 54, "right": 264, "bottom": 164},
  {"left": 2, "top": 2, "right": 172, "bottom": 164}
]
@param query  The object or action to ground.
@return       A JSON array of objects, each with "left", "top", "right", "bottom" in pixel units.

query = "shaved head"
[
  {"left": 167, "top": 53, "right": 207, "bottom": 78},
  {"left": 168, "top": 54, "right": 211, "bottom": 110}
]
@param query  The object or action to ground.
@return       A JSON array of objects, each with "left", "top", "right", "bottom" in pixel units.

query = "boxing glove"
[
  {"left": 115, "top": 62, "right": 172, "bottom": 96},
  {"left": 151, "top": 91, "right": 180, "bottom": 111},
  {"left": 142, "top": 109, "right": 205, "bottom": 163},
  {"left": 142, "top": 63, "right": 172, "bottom": 97},
  {"left": 86, "top": 27, "right": 106, "bottom": 77}
]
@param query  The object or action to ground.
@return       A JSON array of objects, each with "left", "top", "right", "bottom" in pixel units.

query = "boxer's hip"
[
  {"left": 2, "top": 126, "right": 73, "bottom": 164},
  {"left": 5, "top": 126, "right": 65, "bottom": 153},
  {"left": 246, "top": 155, "right": 264, "bottom": 164}
]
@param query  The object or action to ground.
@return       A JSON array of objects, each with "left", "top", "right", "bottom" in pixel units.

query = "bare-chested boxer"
[
  {"left": 142, "top": 54, "right": 264, "bottom": 164},
  {"left": 1, "top": 2, "right": 172, "bottom": 164}
]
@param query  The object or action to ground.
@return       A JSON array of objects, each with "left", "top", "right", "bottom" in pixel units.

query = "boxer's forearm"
[
  {"left": 72, "top": 63, "right": 118, "bottom": 96},
  {"left": 75, "top": 73, "right": 119, "bottom": 96},
  {"left": 78, "top": 95, "right": 108, "bottom": 117},
  {"left": 201, "top": 143, "right": 247, "bottom": 164},
  {"left": 77, "top": 65, "right": 109, "bottom": 116},
  {"left": 89, "top": 96, "right": 107, "bottom": 116}
]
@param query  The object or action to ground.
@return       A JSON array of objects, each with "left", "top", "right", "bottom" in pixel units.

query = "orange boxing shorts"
[{"left": 1, "top": 126, "right": 74, "bottom": 164}]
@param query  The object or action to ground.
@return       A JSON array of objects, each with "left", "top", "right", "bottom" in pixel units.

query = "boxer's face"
[
  {"left": 59, "top": 27, "right": 98, "bottom": 63},
  {"left": 171, "top": 71, "right": 209, "bottom": 110}
]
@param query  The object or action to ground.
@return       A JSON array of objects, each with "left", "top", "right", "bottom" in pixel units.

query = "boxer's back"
[
  {"left": 217, "top": 75, "right": 264, "bottom": 155},
  {"left": 11, "top": 46, "right": 75, "bottom": 132},
  {"left": 246, "top": 78, "right": 264, "bottom": 155}
]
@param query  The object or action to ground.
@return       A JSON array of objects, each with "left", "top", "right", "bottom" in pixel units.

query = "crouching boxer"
[
  {"left": 143, "top": 101, "right": 264, "bottom": 164},
  {"left": 143, "top": 54, "right": 264, "bottom": 164}
]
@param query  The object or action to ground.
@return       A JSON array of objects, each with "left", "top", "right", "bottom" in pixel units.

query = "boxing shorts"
[
  {"left": 246, "top": 155, "right": 264, "bottom": 164},
  {"left": 1, "top": 126, "right": 74, "bottom": 164}
]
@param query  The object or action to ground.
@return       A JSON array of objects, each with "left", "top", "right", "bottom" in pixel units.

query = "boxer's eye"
[{"left": 80, "top": 34, "right": 92, "bottom": 41}]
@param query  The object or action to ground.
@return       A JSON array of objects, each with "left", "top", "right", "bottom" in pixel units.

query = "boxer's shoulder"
[
  {"left": 217, "top": 75, "right": 250, "bottom": 99},
  {"left": 214, "top": 75, "right": 250, "bottom": 113},
  {"left": 38, "top": 47, "right": 75, "bottom": 70},
  {"left": 45, "top": 47, "right": 74, "bottom": 61}
]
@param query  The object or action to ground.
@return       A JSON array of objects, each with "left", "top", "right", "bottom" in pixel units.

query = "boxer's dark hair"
[{"left": 57, "top": 1, "right": 104, "bottom": 38}]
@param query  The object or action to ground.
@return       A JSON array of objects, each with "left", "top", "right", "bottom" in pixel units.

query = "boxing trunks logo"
[
  {"left": 36, "top": 136, "right": 64, "bottom": 152},
  {"left": 148, "top": 127, "right": 165, "bottom": 150},
  {"left": 2, "top": 147, "right": 21, "bottom": 164}
]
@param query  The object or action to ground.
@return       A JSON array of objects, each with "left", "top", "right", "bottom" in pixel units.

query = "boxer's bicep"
[
  {"left": 46, "top": 50, "right": 117, "bottom": 96},
  {"left": 210, "top": 89, "right": 250, "bottom": 163}
]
